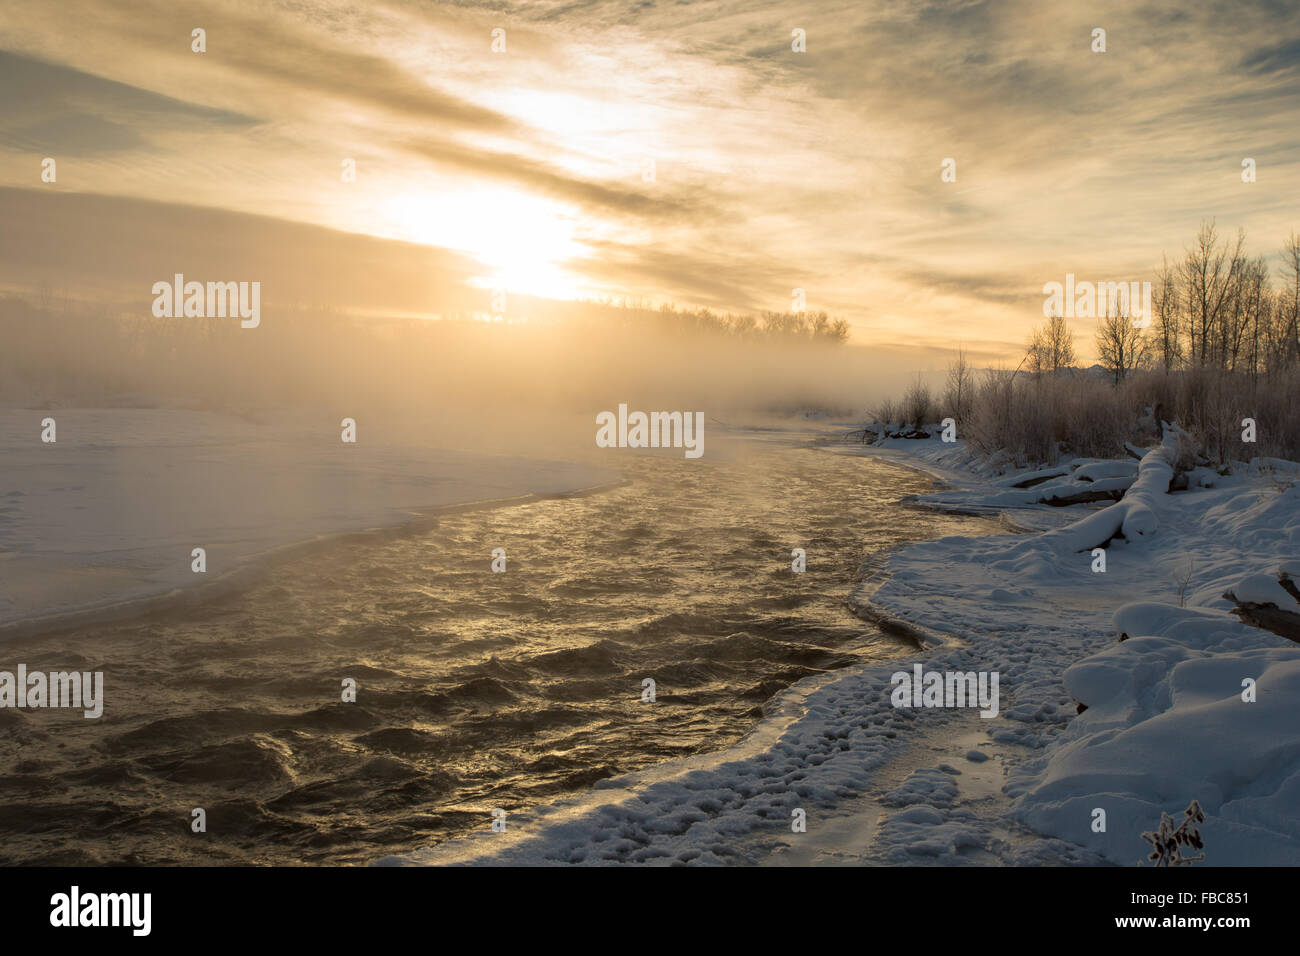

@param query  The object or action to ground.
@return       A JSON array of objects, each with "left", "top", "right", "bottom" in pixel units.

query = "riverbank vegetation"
[{"left": 867, "top": 222, "right": 1300, "bottom": 465}]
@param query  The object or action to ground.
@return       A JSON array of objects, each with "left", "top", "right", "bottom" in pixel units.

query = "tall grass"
[{"left": 874, "top": 365, "right": 1300, "bottom": 466}]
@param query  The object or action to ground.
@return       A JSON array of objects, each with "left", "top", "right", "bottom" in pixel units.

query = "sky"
[{"left": 1, "top": 0, "right": 1299, "bottom": 364}]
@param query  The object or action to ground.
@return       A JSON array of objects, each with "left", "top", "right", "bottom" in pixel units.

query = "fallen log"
[
  {"left": 1073, "top": 460, "right": 1139, "bottom": 482},
  {"left": 1013, "top": 424, "right": 1185, "bottom": 553},
  {"left": 1035, "top": 474, "right": 1136, "bottom": 506},
  {"left": 1000, "top": 466, "right": 1070, "bottom": 489},
  {"left": 1040, "top": 488, "right": 1128, "bottom": 507},
  {"left": 1124, "top": 441, "right": 1148, "bottom": 461},
  {"left": 1223, "top": 571, "right": 1300, "bottom": 645},
  {"left": 1223, "top": 599, "right": 1300, "bottom": 645}
]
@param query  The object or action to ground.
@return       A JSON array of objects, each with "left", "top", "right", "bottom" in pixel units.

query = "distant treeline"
[{"left": 528, "top": 299, "right": 853, "bottom": 345}]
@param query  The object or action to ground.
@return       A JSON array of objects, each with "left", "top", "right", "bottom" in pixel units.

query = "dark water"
[{"left": 0, "top": 434, "right": 995, "bottom": 864}]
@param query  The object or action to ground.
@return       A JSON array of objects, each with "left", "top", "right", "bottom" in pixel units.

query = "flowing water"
[{"left": 0, "top": 433, "right": 997, "bottom": 864}]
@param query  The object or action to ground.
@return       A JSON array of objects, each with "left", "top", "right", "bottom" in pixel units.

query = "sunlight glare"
[{"left": 380, "top": 187, "right": 589, "bottom": 301}]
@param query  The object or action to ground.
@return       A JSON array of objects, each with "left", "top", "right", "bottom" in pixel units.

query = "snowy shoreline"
[
  {"left": 7, "top": 405, "right": 1296, "bottom": 865},
  {"left": 381, "top": 428, "right": 1300, "bottom": 866}
]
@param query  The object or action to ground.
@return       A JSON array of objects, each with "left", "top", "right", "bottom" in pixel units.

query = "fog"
[{"left": 6, "top": 290, "right": 948, "bottom": 460}]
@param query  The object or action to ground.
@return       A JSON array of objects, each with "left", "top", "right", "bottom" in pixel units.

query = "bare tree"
[
  {"left": 1095, "top": 311, "right": 1150, "bottom": 383},
  {"left": 944, "top": 346, "right": 974, "bottom": 423},
  {"left": 1180, "top": 221, "right": 1245, "bottom": 368},
  {"left": 1026, "top": 313, "right": 1076, "bottom": 375},
  {"left": 1154, "top": 255, "right": 1181, "bottom": 370},
  {"left": 1279, "top": 232, "right": 1300, "bottom": 367},
  {"left": 1237, "top": 257, "right": 1269, "bottom": 380},
  {"left": 901, "top": 373, "right": 934, "bottom": 427}
]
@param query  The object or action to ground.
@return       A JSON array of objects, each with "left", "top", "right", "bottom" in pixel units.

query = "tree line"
[{"left": 1036, "top": 221, "right": 1300, "bottom": 383}]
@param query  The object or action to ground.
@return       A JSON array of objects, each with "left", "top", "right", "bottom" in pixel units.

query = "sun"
[{"left": 380, "top": 186, "right": 588, "bottom": 301}]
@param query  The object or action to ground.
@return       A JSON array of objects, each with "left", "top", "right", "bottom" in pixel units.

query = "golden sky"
[{"left": 2, "top": 0, "right": 1298, "bottom": 362}]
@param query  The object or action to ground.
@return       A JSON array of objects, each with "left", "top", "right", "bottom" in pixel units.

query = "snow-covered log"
[
  {"left": 1027, "top": 426, "right": 1184, "bottom": 552},
  {"left": 1224, "top": 570, "right": 1300, "bottom": 645},
  {"left": 995, "top": 465, "right": 1069, "bottom": 489},
  {"left": 1072, "top": 460, "right": 1138, "bottom": 482},
  {"left": 1123, "top": 441, "right": 1148, "bottom": 461}
]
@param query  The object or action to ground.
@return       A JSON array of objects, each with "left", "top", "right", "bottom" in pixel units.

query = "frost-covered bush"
[
  {"left": 1140, "top": 800, "right": 1205, "bottom": 866},
  {"left": 873, "top": 363, "right": 1300, "bottom": 467},
  {"left": 901, "top": 375, "right": 933, "bottom": 428},
  {"left": 872, "top": 398, "right": 899, "bottom": 426}
]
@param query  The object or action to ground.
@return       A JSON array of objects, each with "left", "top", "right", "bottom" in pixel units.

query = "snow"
[
  {"left": 1011, "top": 609, "right": 1300, "bottom": 864},
  {"left": 379, "top": 427, "right": 1300, "bottom": 867},
  {"left": 882, "top": 768, "right": 959, "bottom": 807},
  {"left": 0, "top": 405, "right": 615, "bottom": 638},
  {"left": 1072, "top": 460, "right": 1138, "bottom": 482},
  {"left": 1231, "top": 573, "right": 1300, "bottom": 609}
]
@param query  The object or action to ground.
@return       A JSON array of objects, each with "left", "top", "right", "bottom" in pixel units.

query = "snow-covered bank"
[
  {"left": 0, "top": 406, "right": 616, "bottom": 638},
  {"left": 380, "top": 429, "right": 1300, "bottom": 866}
]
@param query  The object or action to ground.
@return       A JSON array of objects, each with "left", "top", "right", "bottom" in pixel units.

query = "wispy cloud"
[{"left": 0, "top": 50, "right": 254, "bottom": 154}]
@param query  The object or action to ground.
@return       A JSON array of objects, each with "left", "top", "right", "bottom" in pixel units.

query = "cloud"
[
  {"left": 576, "top": 237, "right": 800, "bottom": 311},
  {"left": 401, "top": 137, "right": 713, "bottom": 222},
  {"left": 1, "top": 0, "right": 516, "bottom": 132},
  {"left": 1, "top": 0, "right": 1298, "bottom": 361},
  {"left": 1241, "top": 37, "right": 1300, "bottom": 77},
  {"left": 0, "top": 186, "right": 483, "bottom": 315},
  {"left": 0, "top": 49, "right": 253, "bottom": 155}
]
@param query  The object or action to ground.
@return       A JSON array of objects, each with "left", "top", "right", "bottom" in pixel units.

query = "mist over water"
[
  {"left": 0, "top": 293, "right": 931, "bottom": 425},
  {"left": 0, "top": 432, "right": 997, "bottom": 865}
]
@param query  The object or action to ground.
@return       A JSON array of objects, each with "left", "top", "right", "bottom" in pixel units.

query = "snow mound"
[
  {"left": 1231, "top": 573, "right": 1300, "bottom": 610},
  {"left": 1011, "top": 602, "right": 1300, "bottom": 865}
]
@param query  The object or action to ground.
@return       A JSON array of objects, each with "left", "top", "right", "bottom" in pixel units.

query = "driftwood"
[
  {"left": 1006, "top": 423, "right": 1192, "bottom": 554},
  {"left": 1003, "top": 466, "right": 1070, "bottom": 489},
  {"left": 1223, "top": 601, "right": 1300, "bottom": 645},
  {"left": 1012, "top": 473, "right": 1061, "bottom": 489},
  {"left": 853, "top": 424, "right": 931, "bottom": 442},
  {"left": 1216, "top": 572, "right": 1300, "bottom": 647},
  {"left": 1071, "top": 425, "right": 1181, "bottom": 550},
  {"left": 1040, "top": 488, "right": 1128, "bottom": 507},
  {"left": 1224, "top": 572, "right": 1300, "bottom": 645}
]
